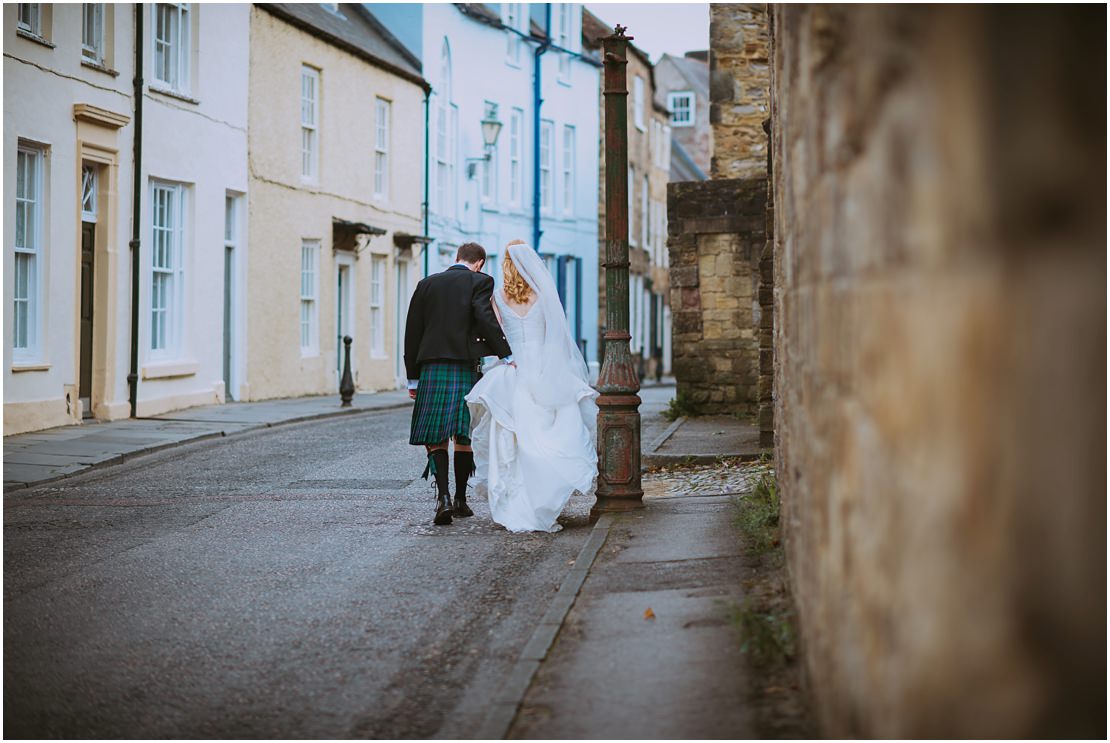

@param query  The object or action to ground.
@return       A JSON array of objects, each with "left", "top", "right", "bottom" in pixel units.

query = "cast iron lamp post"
[{"left": 592, "top": 25, "right": 644, "bottom": 520}]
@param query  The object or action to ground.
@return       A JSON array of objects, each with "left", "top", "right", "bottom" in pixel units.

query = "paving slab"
[
  {"left": 608, "top": 502, "right": 748, "bottom": 564},
  {"left": 4, "top": 463, "right": 90, "bottom": 483},
  {"left": 644, "top": 413, "right": 765, "bottom": 468},
  {"left": 4, "top": 451, "right": 124, "bottom": 466}
]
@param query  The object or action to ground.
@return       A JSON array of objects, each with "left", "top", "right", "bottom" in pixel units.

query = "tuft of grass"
[
  {"left": 733, "top": 468, "right": 781, "bottom": 554},
  {"left": 728, "top": 597, "right": 797, "bottom": 667},
  {"left": 662, "top": 389, "right": 701, "bottom": 421}
]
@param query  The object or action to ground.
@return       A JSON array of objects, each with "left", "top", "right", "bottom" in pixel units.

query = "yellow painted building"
[{"left": 245, "top": 4, "right": 428, "bottom": 400}]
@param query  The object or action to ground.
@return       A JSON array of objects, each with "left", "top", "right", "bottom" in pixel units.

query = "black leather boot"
[
  {"left": 427, "top": 449, "right": 452, "bottom": 525},
  {"left": 453, "top": 450, "right": 475, "bottom": 518}
]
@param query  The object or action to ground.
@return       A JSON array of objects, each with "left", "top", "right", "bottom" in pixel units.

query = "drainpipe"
[
  {"left": 422, "top": 86, "right": 431, "bottom": 276},
  {"left": 531, "top": 4, "right": 551, "bottom": 252},
  {"left": 128, "top": 3, "right": 144, "bottom": 418}
]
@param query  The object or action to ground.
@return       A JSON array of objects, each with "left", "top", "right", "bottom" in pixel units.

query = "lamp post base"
[{"left": 592, "top": 391, "right": 644, "bottom": 522}]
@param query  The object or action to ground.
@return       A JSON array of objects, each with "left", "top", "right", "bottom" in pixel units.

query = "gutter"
[
  {"left": 423, "top": 86, "right": 431, "bottom": 276},
  {"left": 128, "top": 2, "right": 144, "bottom": 417},
  {"left": 531, "top": 4, "right": 552, "bottom": 252}
]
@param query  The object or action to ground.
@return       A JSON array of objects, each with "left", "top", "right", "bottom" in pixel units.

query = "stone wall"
[
  {"left": 667, "top": 178, "right": 767, "bottom": 415},
  {"left": 757, "top": 118, "right": 774, "bottom": 447},
  {"left": 709, "top": 4, "right": 770, "bottom": 179},
  {"left": 770, "top": 6, "right": 1105, "bottom": 738}
]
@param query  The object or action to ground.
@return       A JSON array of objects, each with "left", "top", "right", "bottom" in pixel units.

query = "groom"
[{"left": 404, "top": 243, "right": 513, "bottom": 526}]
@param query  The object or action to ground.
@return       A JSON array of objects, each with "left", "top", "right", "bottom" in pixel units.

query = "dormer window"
[{"left": 668, "top": 91, "right": 695, "bottom": 127}]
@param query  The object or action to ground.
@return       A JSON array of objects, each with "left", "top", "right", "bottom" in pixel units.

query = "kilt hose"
[{"left": 409, "top": 361, "right": 482, "bottom": 447}]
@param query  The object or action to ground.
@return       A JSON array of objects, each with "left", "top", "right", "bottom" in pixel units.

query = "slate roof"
[
  {"left": 455, "top": 3, "right": 545, "bottom": 39},
  {"left": 671, "top": 138, "right": 707, "bottom": 181},
  {"left": 258, "top": 4, "right": 427, "bottom": 90},
  {"left": 659, "top": 53, "right": 709, "bottom": 95},
  {"left": 455, "top": 3, "right": 600, "bottom": 64}
]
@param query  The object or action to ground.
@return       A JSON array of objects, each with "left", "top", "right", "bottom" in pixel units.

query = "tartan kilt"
[{"left": 409, "top": 361, "right": 482, "bottom": 446}]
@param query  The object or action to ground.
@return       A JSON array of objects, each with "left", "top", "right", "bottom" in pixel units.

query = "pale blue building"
[{"left": 368, "top": 3, "right": 602, "bottom": 371}]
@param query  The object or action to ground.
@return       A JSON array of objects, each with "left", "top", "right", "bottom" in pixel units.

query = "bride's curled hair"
[{"left": 502, "top": 242, "right": 534, "bottom": 304}]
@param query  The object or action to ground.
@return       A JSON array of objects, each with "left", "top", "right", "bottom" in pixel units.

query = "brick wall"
[
  {"left": 709, "top": 4, "right": 770, "bottom": 180},
  {"left": 667, "top": 178, "right": 767, "bottom": 415},
  {"left": 771, "top": 6, "right": 1105, "bottom": 737}
]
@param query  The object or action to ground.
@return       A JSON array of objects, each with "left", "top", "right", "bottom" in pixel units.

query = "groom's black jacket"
[{"left": 404, "top": 265, "right": 512, "bottom": 381}]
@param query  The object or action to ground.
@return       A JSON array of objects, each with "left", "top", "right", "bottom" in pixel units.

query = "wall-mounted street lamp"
[{"left": 466, "top": 104, "right": 503, "bottom": 178}]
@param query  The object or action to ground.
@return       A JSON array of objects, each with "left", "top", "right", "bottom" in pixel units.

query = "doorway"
[
  {"left": 394, "top": 258, "right": 410, "bottom": 386},
  {"left": 223, "top": 193, "right": 240, "bottom": 401},
  {"left": 78, "top": 163, "right": 99, "bottom": 419},
  {"left": 79, "top": 221, "right": 95, "bottom": 418},
  {"left": 336, "top": 263, "right": 350, "bottom": 379}
]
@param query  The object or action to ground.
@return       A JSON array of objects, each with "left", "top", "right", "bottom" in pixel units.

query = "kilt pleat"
[{"left": 409, "top": 361, "right": 482, "bottom": 446}]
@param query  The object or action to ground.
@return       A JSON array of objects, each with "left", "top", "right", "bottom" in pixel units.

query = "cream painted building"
[
  {"left": 4, "top": 3, "right": 250, "bottom": 434},
  {"left": 246, "top": 4, "right": 427, "bottom": 400}
]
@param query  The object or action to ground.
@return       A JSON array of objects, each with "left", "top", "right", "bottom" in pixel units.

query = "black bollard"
[{"left": 340, "top": 335, "right": 355, "bottom": 407}]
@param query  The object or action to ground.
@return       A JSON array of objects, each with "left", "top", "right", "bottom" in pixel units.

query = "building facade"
[
  {"left": 375, "top": 2, "right": 602, "bottom": 373},
  {"left": 583, "top": 10, "right": 672, "bottom": 380},
  {"left": 655, "top": 52, "right": 711, "bottom": 181},
  {"left": 665, "top": 5, "right": 771, "bottom": 419},
  {"left": 4, "top": 2, "right": 251, "bottom": 434},
  {"left": 245, "top": 4, "right": 427, "bottom": 400}
]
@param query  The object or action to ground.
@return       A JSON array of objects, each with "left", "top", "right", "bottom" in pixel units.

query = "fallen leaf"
[{"left": 644, "top": 607, "right": 656, "bottom": 620}]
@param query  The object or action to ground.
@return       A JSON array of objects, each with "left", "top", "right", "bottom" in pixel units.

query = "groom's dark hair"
[{"left": 456, "top": 242, "right": 486, "bottom": 265}]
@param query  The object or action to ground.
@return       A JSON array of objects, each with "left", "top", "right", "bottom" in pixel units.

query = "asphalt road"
[{"left": 4, "top": 406, "right": 597, "bottom": 738}]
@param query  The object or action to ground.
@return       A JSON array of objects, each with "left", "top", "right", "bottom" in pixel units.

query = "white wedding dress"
[{"left": 465, "top": 246, "right": 598, "bottom": 533}]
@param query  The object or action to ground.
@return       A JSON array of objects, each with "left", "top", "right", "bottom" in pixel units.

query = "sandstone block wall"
[
  {"left": 667, "top": 178, "right": 767, "bottom": 415},
  {"left": 710, "top": 4, "right": 770, "bottom": 179},
  {"left": 770, "top": 6, "right": 1105, "bottom": 737}
]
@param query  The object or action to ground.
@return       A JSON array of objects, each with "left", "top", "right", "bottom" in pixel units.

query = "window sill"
[
  {"left": 148, "top": 84, "right": 199, "bottom": 105},
  {"left": 16, "top": 29, "right": 54, "bottom": 48},
  {"left": 557, "top": 77, "right": 572, "bottom": 88},
  {"left": 11, "top": 362, "right": 50, "bottom": 373},
  {"left": 301, "top": 350, "right": 320, "bottom": 359},
  {"left": 142, "top": 359, "right": 199, "bottom": 380},
  {"left": 81, "top": 58, "right": 119, "bottom": 77}
]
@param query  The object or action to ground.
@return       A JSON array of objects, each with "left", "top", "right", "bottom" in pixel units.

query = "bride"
[{"left": 465, "top": 241, "right": 599, "bottom": 533}]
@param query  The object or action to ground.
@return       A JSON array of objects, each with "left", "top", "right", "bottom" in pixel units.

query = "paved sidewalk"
[
  {"left": 644, "top": 413, "right": 764, "bottom": 468},
  {"left": 504, "top": 472, "right": 764, "bottom": 739},
  {"left": 3, "top": 391, "right": 411, "bottom": 491}
]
